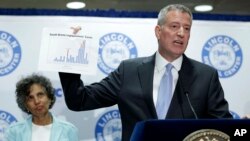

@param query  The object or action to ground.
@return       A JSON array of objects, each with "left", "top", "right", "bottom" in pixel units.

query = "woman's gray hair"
[
  {"left": 15, "top": 73, "right": 55, "bottom": 114},
  {"left": 157, "top": 4, "right": 193, "bottom": 26}
]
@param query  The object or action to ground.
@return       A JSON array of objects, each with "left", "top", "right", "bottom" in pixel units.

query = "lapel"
[
  {"left": 178, "top": 54, "right": 197, "bottom": 92},
  {"left": 138, "top": 54, "right": 158, "bottom": 118},
  {"left": 23, "top": 116, "right": 32, "bottom": 141},
  {"left": 50, "top": 116, "right": 63, "bottom": 141},
  {"left": 167, "top": 54, "right": 197, "bottom": 118}
]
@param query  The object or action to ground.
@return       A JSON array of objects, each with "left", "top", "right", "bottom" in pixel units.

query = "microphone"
[
  {"left": 178, "top": 71, "right": 198, "bottom": 119},
  {"left": 184, "top": 91, "right": 198, "bottom": 119}
]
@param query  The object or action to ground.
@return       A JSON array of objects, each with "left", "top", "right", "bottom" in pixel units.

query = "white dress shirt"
[
  {"left": 32, "top": 123, "right": 52, "bottom": 141},
  {"left": 153, "top": 51, "right": 183, "bottom": 106}
]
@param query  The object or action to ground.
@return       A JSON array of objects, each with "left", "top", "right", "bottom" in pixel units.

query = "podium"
[{"left": 130, "top": 119, "right": 250, "bottom": 141}]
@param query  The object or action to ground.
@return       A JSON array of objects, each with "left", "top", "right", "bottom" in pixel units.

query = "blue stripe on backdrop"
[{"left": 1, "top": 8, "right": 250, "bottom": 21}]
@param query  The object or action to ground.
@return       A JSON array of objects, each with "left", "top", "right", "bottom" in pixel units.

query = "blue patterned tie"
[{"left": 156, "top": 64, "right": 173, "bottom": 119}]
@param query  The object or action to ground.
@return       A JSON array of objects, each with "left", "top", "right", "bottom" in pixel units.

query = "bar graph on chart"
[
  {"left": 46, "top": 38, "right": 91, "bottom": 66},
  {"left": 53, "top": 40, "right": 89, "bottom": 64}
]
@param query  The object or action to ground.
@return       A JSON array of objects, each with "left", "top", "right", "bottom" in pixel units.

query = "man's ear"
[{"left": 155, "top": 25, "right": 161, "bottom": 40}]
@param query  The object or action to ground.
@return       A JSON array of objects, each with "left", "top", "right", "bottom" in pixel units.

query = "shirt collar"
[{"left": 155, "top": 51, "right": 183, "bottom": 72}]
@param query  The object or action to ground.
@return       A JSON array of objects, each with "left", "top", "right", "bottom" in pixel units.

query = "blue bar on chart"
[{"left": 53, "top": 40, "right": 89, "bottom": 64}]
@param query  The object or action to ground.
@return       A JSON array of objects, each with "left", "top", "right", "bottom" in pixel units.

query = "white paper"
[{"left": 38, "top": 27, "right": 98, "bottom": 75}]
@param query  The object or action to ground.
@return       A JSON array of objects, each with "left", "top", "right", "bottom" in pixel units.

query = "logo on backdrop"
[
  {"left": 95, "top": 109, "right": 122, "bottom": 141},
  {"left": 98, "top": 32, "right": 138, "bottom": 75},
  {"left": 202, "top": 35, "right": 242, "bottom": 78},
  {"left": 0, "top": 31, "right": 22, "bottom": 76},
  {"left": 0, "top": 110, "right": 17, "bottom": 141},
  {"left": 54, "top": 87, "right": 63, "bottom": 98}
]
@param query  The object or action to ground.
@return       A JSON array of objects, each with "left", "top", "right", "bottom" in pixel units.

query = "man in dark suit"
[{"left": 59, "top": 4, "right": 232, "bottom": 141}]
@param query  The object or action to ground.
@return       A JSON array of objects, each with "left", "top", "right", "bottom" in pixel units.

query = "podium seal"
[{"left": 183, "top": 129, "right": 230, "bottom": 141}]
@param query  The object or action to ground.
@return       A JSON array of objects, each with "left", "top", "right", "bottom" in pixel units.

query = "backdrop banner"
[{"left": 0, "top": 16, "right": 249, "bottom": 141}]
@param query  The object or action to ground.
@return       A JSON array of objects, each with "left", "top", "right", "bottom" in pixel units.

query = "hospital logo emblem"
[
  {"left": 98, "top": 32, "right": 138, "bottom": 75},
  {"left": 0, "top": 31, "right": 22, "bottom": 76},
  {"left": 95, "top": 109, "right": 122, "bottom": 141},
  {"left": 0, "top": 110, "right": 17, "bottom": 141},
  {"left": 202, "top": 35, "right": 242, "bottom": 78}
]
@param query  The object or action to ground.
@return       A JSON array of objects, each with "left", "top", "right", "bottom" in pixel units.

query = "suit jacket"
[
  {"left": 4, "top": 114, "right": 79, "bottom": 141},
  {"left": 59, "top": 53, "right": 232, "bottom": 141}
]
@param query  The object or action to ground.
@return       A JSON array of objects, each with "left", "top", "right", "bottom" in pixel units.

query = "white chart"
[{"left": 38, "top": 27, "right": 98, "bottom": 75}]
